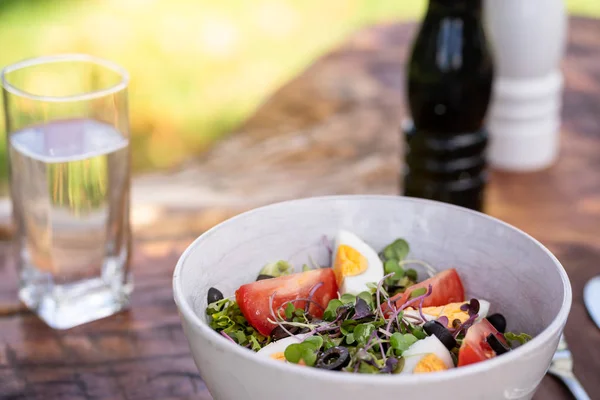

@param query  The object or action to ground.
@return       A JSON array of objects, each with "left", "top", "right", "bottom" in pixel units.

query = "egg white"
[
  {"left": 477, "top": 300, "right": 490, "bottom": 321},
  {"left": 332, "top": 230, "right": 384, "bottom": 295},
  {"left": 400, "top": 335, "right": 454, "bottom": 374},
  {"left": 256, "top": 334, "right": 308, "bottom": 361}
]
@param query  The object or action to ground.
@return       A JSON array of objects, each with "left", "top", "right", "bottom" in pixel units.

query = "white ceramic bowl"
[{"left": 173, "top": 196, "right": 571, "bottom": 400}]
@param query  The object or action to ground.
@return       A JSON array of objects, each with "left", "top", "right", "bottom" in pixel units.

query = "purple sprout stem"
[
  {"left": 453, "top": 313, "right": 479, "bottom": 339},
  {"left": 328, "top": 331, "right": 342, "bottom": 339},
  {"left": 221, "top": 331, "right": 236, "bottom": 344},
  {"left": 364, "top": 335, "right": 388, "bottom": 363},
  {"left": 305, "top": 282, "right": 324, "bottom": 313},
  {"left": 387, "top": 297, "right": 395, "bottom": 314},
  {"left": 379, "top": 340, "right": 386, "bottom": 362},
  {"left": 403, "top": 315, "right": 424, "bottom": 332},
  {"left": 403, "top": 314, "right": 423, "bottom": 323},
  {"left": 399, "top": 284, "right": 433, "bottom": 312},
  {"left": 365, "top": 328, "right": 379, "bottom": 349},
  {"left": 396, "top": 312, "right": 423, "bottom": 334},
  {"left": 269, "top": 292, "right": 300, "bottom": 339},
  {"left": 306, "top": 308, "right": 347, "bottom": 337},
  {"left": 279, "top": 298, "right": 325, "bottom": 315},
  {"left": 386, "top": 284, "right": 433, "bottom": 334},
  {"left": 378, "top": 327, "right": 393, "bottom": 337},
  {"left": 376, "top": 273, "right": 395, "bottom": 321},
  {"left": 417, "top": 296, "right": 428, "bottom": 322},
  {"left": 312, "top": 305, "right": 350, "bottom": 335},
  {"left": 386, "top": 306, "right": 403, "bottom": 334},
  {"left": 315, "top": 323, "right": 339, "bottom": 333},
  {"left": 309, "top": 321, "right": 339, "bottom": 337}
]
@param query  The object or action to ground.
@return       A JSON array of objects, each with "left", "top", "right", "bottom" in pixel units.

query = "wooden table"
[{"left": 1, "top": 17, "right": 600, "bottom": 400}]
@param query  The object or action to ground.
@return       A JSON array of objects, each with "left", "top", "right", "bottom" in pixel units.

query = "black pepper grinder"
[{"left": 402, "top": 0, "right": 493, "bottom": 212}]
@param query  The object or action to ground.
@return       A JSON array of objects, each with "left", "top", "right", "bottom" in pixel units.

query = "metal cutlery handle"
[{"left": 556, "top": 374, "right": 591, "bottom": 400}]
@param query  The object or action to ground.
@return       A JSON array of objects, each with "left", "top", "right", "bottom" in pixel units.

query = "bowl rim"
[{"left": 173, "top": 195, "right": 572, "bottom": 385}]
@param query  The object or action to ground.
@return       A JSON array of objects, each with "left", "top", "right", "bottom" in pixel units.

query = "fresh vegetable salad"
[{"left": 206, "top": 230, "right": 531, "bottom": 374}]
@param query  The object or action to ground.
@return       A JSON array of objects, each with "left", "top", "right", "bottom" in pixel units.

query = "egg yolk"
[
  {"left": 413, "top": 354, "right": 448, "bottom": 373},
  {"left": 420, "top": 302, "right": 470, "bottom": 327},
  {"left": 270, "top": 352, "right": 286, "bottom": 361},
  {"left": 333, "top": 245, "right": 368, "bottom": 286},
  {"left": 270, "top": 352, "right": 305, "bottom": 365}
]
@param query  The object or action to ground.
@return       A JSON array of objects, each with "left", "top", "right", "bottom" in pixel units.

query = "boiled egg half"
[
  {"left": 404, "top": 300, "right": 490, "bottom": 328},
  {"left": 401, "top": 335, "right": 454, "bottom": 374},
  {"left": 256, "top": 334, "right": 308, "bottom": 363},
  {"left": 332, "top": 230, "right": 384, "bottom": 295}
]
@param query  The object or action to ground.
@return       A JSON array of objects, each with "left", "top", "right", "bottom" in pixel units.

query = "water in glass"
[{"left": 9, "top": 118, "right": 131, "bottom": 329}]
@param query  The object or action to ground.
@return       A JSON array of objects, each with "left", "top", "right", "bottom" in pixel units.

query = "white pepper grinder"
[{"left": 483, "top": 0, "right": 568, "bottom": 171}]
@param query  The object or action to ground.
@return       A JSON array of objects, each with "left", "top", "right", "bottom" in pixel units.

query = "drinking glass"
[{"left": 1, "top": 54, "right": 132, "bottom": 329}]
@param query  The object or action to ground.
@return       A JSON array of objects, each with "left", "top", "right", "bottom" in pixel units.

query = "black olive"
[
  {"left": 315, "top": 346, "right": 350, "bottom": 371},
  {"left": 207, "top": 287, "right": 224, "bottom": 304},
  {"left": 487, "top": 313, "right": 507, "bottom": 333},
  {"left": 423, "top": 320, "right": 457, "bottom": 350},
  {"left": 271, "top": 326, "right": 299, "bottom": 341},
  {"left": 256, "top": 274, "right": 274, "bottom": 281},
  {"left": 486, "top": 333, "right": 510, "bottom": 355}
]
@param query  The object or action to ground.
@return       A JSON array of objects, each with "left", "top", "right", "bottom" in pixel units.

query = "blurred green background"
[{"left": 0, "top": 0, "right": 598, "bottom": 186}]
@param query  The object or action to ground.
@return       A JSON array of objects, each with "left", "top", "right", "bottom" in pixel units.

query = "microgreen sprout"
[
  {"left": 206, "top": 296, "right": 270, "bottom": 350},
  {"left": 352, "top": 297, "right": 372, "bottom": 320},
  {"left": 504, "top": 332, "right": 533, "bottom": 346},
  {"left": 380, "top": 357, "right": 400, "bottom": 374},
  {"left": 268, "top": 292, "right": 304, "bottom": 339},
  {"left": 437, "top": 315, "right": 450, "bottom": 327},
  {"left": 398, "top": 259, "right": 437, "bottom": 278},
  {"left": 460, "top": 298, "right": 480, "bottom": 316},
  {"left": 382, "top": 239, "right": 410, "bottom": 262},
  {"left": 260, "top": 260, "right": 293, "bottom": 278},
  {"left": 444, "top": 298, "right": 483, "bottom": 339},
  {"left": 284, "top": 336, "right": 323, "bottom": 366}
]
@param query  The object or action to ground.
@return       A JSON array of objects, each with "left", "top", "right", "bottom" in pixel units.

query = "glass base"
[{"left": 19, "top": 257, "right": 132, "bottom": 330}]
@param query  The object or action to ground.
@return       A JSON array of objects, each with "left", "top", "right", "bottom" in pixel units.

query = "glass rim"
[{"left": 1, "top": 53, "right": 130, "bottom": 102}]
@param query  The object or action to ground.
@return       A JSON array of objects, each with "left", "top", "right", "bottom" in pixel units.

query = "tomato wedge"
[
  {"left": 390, "top": 268, "right": 465, "bottom": 309},
  {"left": 235, "top": 268, "right": 338, "bottom": 336},
  {"left": 458, "top": 319, "right": 507, "bottom": 367}
]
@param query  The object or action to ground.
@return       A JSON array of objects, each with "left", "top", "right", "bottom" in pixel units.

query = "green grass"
[
  {"left": 568, "top": 0, "right": 600, "bottom": 16},
  {"left": 0, "top": 0, "right": 597, "bottom": 188}
]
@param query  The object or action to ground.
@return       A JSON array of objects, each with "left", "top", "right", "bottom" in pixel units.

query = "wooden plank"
[{"left": 0, "top": 238, "right": 211, "bottom": 399}]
